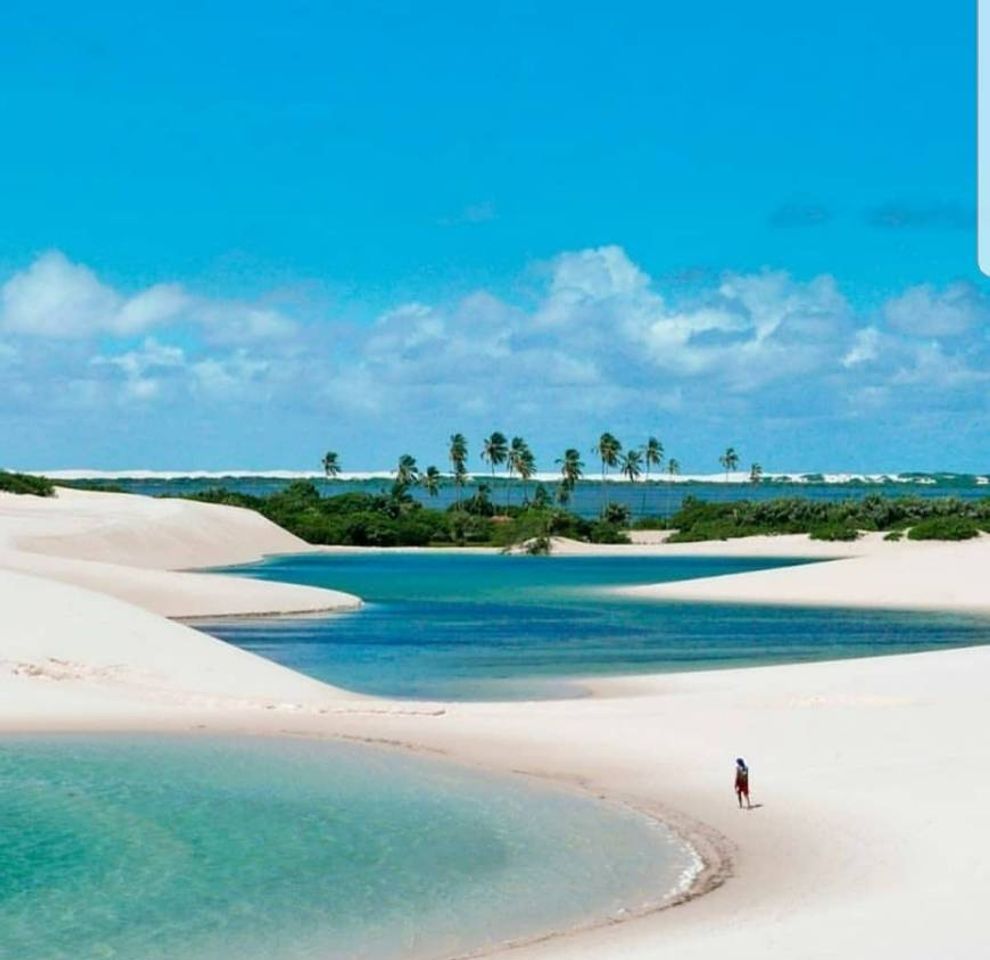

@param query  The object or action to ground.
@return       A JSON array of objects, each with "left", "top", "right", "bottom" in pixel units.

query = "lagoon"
[
  {"left": 0, "top": 734, "right": 696, "bottom": 960},
  {"left": 204, "top": 553, "right": 990, "bottom": 699}
]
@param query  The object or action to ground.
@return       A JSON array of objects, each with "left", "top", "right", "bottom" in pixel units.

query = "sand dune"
[
  {"left": 618, "top": 534, "right": 990, "bottom": 613},
  {"left": 0, "top": 487, "right": 359, "bottom": 617},
  {"left": 2, "top": 487, "right": 989, "bottom": 959}
]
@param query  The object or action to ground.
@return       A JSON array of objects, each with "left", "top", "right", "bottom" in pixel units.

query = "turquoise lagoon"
[
  {"left": 204, "top": 553, "right": 990, "bottom": 699},
  {"left": 0, "top": 735, "right": 696, "bottom": 960}
]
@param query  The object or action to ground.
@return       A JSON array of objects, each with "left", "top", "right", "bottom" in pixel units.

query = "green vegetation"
[
  {"left": 666, "top": 494, "right": 990, "bottom": 543},
  {"left": 906, "top": 517, "right": 982, "bottom": 541},
  {"left": 181, "top": 480, "right": 621, "bottom": 548},
  {"left": 0, "top": 470, "right": 55, "bottom": 497},
  {"left": 808, "top": 523, "right": 861, "bottom": 542}
]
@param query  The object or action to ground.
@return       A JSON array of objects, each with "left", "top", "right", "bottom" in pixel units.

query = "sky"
[{"left": 1, "top": 1, "right": 987, "bottom": 473}]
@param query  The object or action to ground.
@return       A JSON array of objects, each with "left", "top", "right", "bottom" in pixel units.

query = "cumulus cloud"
[
  {"left": 843, "top": 327, "right": 881, "bottom": 367},
  {"left": 0, "top": 250, "right": 295, "bottom": 343},
  {"left": 3, "top": 245, "right": 990, "bottom": 460},
  {"left": 882, "top": 283, "right": 987, "bottom": 337},
  {"left": 2, "top": 252, "right": 126, "bottom": 337}
]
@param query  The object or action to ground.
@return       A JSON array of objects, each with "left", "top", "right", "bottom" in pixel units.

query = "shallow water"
[
  {"left": 0, "top": 735, "right": 696, "bottom": 960},
  {"left": 203, "top": 553, "right": 990, "bottom": 699}
]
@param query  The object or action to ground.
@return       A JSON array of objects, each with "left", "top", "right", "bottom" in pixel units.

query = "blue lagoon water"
[
  {"left": 0, "top": 735, "right": 696, "bottom": 960},
  {"left": 203, "top": 553, "right": 990, "bottom": 699}
]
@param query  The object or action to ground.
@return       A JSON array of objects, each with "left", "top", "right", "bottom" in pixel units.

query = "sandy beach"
[{"left": 2, "top": 488, "right": 989, "bottom": 958}]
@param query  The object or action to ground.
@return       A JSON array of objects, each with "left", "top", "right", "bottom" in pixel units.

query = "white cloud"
[
  {"left": 882, "top": 283, "right": 987, "bottom": 337},
  {"left": 2, "top": 251, "right": 123, "bottom": 337},
  {"left": 843, "top": 326, "right": 881, "bottom": 367},
  {"left": 5, "top": 244, "right": 990, "bottom": 450},
  {"left": 0, "top": 251, "right": 295, "bottom": 343}
]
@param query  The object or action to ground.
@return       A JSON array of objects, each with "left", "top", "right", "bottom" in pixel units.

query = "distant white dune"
[{"left": 23, "top": 468, "right": 988, "bottom": 485}]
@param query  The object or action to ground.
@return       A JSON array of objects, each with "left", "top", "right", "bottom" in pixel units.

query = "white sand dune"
[
  {"left": 1, "top": 488, "right": 989, "bottom": 958},
  {"left": 0, "top": 487, "right": 360, "bottom": 617},
  {"left": 618, "top": 533, "right": 990, "bottom": 613}
]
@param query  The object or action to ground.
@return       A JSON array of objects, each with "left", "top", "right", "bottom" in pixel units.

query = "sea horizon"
[{"left": 19, "top": 467, "right": 990, "bottom": 485}]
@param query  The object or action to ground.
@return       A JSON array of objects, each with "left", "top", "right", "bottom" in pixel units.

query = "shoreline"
[{"left": 3, "top": 489, "right": 990, "bottom": 958}]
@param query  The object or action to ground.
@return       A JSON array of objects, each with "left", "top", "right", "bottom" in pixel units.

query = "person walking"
[{"left": 734, "top": 757, "right": 751, "bottom": 809}]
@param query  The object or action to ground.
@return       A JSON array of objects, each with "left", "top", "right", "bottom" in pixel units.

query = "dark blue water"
[
  {"left": 61, "top": 474, "right": 990, "bottom": 519},
  {"left": 202, "top": 553, "right": 990, "bottom": 700}
]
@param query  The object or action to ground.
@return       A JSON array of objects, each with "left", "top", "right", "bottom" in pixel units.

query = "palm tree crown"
[
  {"left": 510, "top": 438, "right": 536, "bottom": 503},
  {"left": 395, "top": 453, "right": 419, "bottom": 487},
  {"left": 644, "top": 437, "right": 664, "bottom": 473},
  {"left": 620, "top": 448, "right": 643, "bottom": 483},
  {"left": 448, "top": 433, "right": 468, "bottom": 474},
  {"left": 321, "top": 450, "right": 340, "bottom": 479},
  {"left": 719, "top": 447, "right": 740, "bottom": 480},
  {"left": 556, "top": 448, "right": 584, "bottom": 504},
  {"left": 594, "top": 432, "right": 623, "bottom": 508},
  {"left": 482, "top": 431, "right": 509, "bottom": 512},
  {"left": 421, "top": 465, "right": 442, "bottom": 497},
  {"left": 448, "top": 433, "right": 469, "bottom": 506},
  {"left": 482, "top": 432, "right": 508, "bottom": 470}
]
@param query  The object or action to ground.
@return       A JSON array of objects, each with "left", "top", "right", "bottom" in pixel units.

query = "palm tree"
[
  {"left": 421, "top": 465, "right": 442, "bottom": 498},
  {"left": 665, "top": 457, "right": 681, "bottom": 518},
  {"left": 395, "top": 453, "right": 419, "bottom": 488},
  {"left": 321, "top": 450, "right": 340, "bottom": 479},
  {"left": 518, "top": 444, "right": 536, "bottom": 503},
  {"left": 719, "top": 447, "right": 740, "bottom": 483},
  {"left": 507, "top": 436, "right": 527, "bottom": 508},
  {"left": 620, "top": 449, "right": 642, "bottom": 516},
  {"left": 643, "top": 437, "right": 663, "bottom": 513},
  {"left": 448, "top": 433, "right": 468, "bottom": 507},
  {"left": 555, "top": 448, "right": 584, "bottom": 505},
  {"left": 620, "top": 448, "right": 642, "bottom": 483},
  {"left": 593, "top": 432, "right": 622, "bottom": 512},
  {"left": 749, "top": 462, "right": 763, "bottom": 485},
  {"left": 481, "top": 432, "right": 508, "bottom": 510}
]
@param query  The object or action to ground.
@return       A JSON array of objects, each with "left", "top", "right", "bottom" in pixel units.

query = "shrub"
[
  {"left": 601, "top": 502, "right": 631, "bottom": 526},
  {"left": 883, "top": 530, "right": 904, "bottom": 542},
  {"left": 809, "top": 524, "right": 861, "bottom": 542},
  {"left": 632, "top": 516, "right": 668, "bottom": 530},
  {"left": 906, "top": 517, "right": 981, "bottom": 541},
  {"left": 588, "top": 521, "right": 630, "bottom": 544},
  {"left": 0, "top": 471, "right": 55, "bottom": 497}
]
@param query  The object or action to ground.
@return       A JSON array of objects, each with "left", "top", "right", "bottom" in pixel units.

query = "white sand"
[
  {"left": 1, "top": 489, "right": 989, "bottom": 958},
  {"left": 0, "top": 487, "right": 360, "bottom": 617},
  {"left": 617, "top": 532, "right": 990, "bottom": 613}
]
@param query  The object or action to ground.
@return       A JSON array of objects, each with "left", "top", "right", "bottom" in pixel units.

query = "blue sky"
[{"left": 1, "top": 1, "right": 987, "bottom": 473}]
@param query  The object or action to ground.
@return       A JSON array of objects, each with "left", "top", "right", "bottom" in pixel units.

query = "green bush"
[
  {"left": 883, "top": 530, "right": 904, "bottom": 542},
  {"left": 906, "top": 517, "right": 981, "bottom": 541},
  {"left": 600, "top": 502, "right": 631, "bottom": 526},
  {"left": 809, "top": 523, "right": 861, "bottom": 542},
  {"left": 588, "top": 521, "right": 630, "bottom": 544},
  {"left": 665, "top": 494, "right": 990, "bottom": 543},
  {"left": 0, "top": 471, "right": 55, "bottom": 497},
  {"left": 632, "top": 516, "right": 668, "bottom": 530}
]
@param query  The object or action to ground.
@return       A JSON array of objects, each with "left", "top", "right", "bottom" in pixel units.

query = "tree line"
[{"left": 321, "top": 435, "right": 763, "bottom": 515}]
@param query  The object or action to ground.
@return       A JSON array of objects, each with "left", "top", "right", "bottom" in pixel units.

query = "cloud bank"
[{"left": 1, "top": 247, "right": 988, "bottom": 469}]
